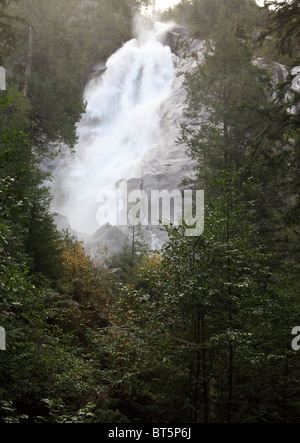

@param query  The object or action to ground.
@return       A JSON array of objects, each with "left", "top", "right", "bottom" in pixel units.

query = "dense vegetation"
[{"left": 0, "top": 0, "right": 299, "bottom": 423}]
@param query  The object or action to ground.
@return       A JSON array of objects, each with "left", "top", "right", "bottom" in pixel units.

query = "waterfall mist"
[{"left": 50, "top": 18, "right": 175, "bottom": 235}]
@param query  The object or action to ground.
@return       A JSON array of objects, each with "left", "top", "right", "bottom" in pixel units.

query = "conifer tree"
[{"left": 179, "top": 20, "right": 270, "bottom": 192}]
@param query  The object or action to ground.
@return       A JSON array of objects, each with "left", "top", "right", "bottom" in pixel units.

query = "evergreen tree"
[
  {"left": 132, "top": 167, "right": 300, "bottom": 422},
  {"left": 260, "top": 0, "right": 300, "bottom": 58},
  {"left": 179, "top": 20, "right": 270, "bottom": 193},
  {"left": 163, "top": 0, "right": 265, "bottom": 39},
  {"left": 110, "top": 222, "right": 148, "bottom": 285},
  {"left": 254, "top": 0, "right": 300, "bottom": 259},
  {"left": 0, "top": 0, "right": 21, "bottom": 64}
]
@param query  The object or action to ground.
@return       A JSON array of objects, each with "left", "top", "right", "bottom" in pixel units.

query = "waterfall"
[{"left": 51, "top": 20, "right": 175, "bottom": 236}]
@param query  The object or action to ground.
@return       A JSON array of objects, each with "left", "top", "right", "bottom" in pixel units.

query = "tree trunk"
[
  {"left": 226, "top": 196, "right": 234, "bottom": 423},
  {"left": 202, "top": 315, "right": 210, "bottom": 423}
]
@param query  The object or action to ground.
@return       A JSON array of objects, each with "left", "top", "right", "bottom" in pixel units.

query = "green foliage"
[
  {"left": 252, "top": 0, "right": 300, "bottom": 259},
  {"left": 0, "top": 0, "right": 299, "bottom": 425},
  {"left": 153, "top": 169, "right": 274, "bottom": 422},
  {"left": 4, "top": 0, "right": 143, "bottom": 148},
  {"left": 179, "top": 22, "right": 270, "bottom": 192},
  {"left": 0, "top": 90, "right": 63, "bottom": 279},
  {"left": 110, "top": 168, "right": 299, "bottom": 423},
  {"left": 109, "top": 223, "right": 149, "bottom": 284},
  {"left": 162, "top": 0, "right": 266, "bottom": 40},
  {"left": 0, "top": 0, "right": 21, "bottom": 64},
  {"left": 260, "top": 0, "right": 300, "bottom": 58}
]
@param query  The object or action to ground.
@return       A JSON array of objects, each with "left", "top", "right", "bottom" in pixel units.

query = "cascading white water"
[{"left": 51, "top": 19, "right": 175, "bottom": 235}]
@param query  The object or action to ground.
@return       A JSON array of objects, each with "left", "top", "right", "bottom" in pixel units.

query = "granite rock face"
[
  {"left": 86, "top": 224, "right": 128, "bottom": 256},
  {"left": 253, "top": 57, "right": 289, "bottom": 84},
  {"left": 129, "top": 33, "right": 205, "bottom": 191},
  {"left": 160, "top": 25, "right": 193, "bottom": 53}
]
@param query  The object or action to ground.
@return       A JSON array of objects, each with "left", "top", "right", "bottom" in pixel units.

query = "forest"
[{"left": 0, "top": 0, "right": 299, "bottom": 424}]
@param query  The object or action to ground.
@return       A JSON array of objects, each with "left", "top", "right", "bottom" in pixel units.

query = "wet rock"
[
  {"left": 253, "top": 57, "right": 288, "bottom": 84},
  {"left": 160, "top": 25, "right": 192, "bottom": 53}
]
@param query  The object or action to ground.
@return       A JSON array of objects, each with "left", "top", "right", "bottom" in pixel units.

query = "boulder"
[{"left": 160, "top": 25, "right": 192, "bottom": 53}]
